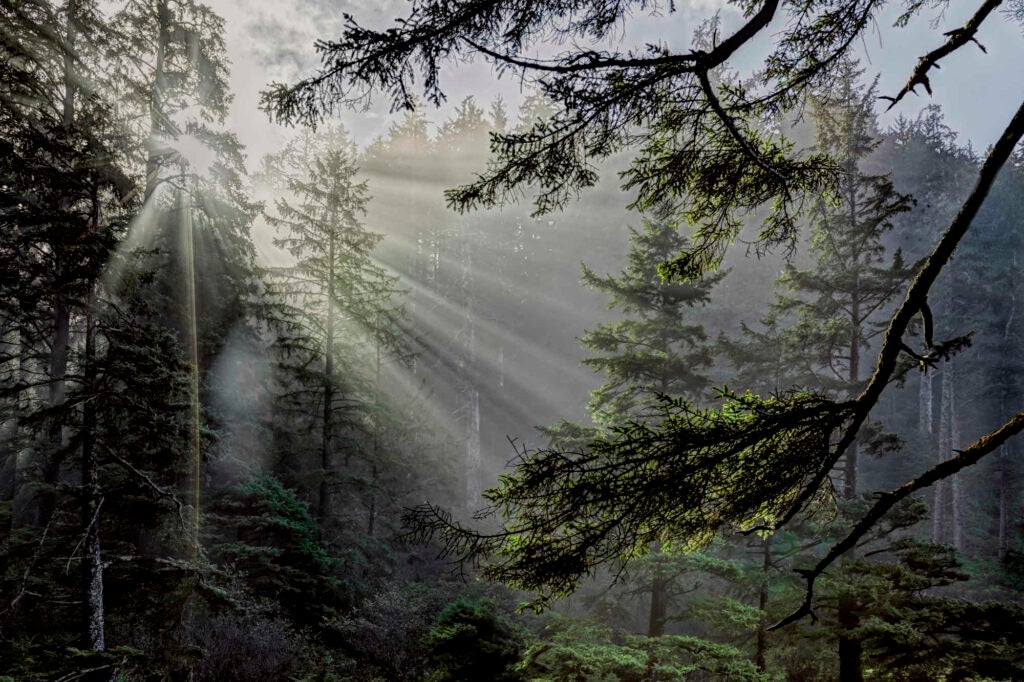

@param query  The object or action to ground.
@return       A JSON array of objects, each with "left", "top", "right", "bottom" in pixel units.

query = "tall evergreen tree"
[
  {"left": 579, "top": 204, "right": 719, "bottom": 427},
  {"left": 727, "top": 63, "right": 913, "bottom": 681},
  {"left": 776, "top": 64, "right": 913, "bottom": 493},
  {"left": 544, "top": 203, "right": 721, "bottom": 637},
  {"left": 266, "top": 127, "right": 407, "bottom": 534}
]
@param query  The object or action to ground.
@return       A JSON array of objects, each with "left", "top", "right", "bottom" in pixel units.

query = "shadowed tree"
[{"left": 266, "top": 127, "right": 407, "bottom": 534}]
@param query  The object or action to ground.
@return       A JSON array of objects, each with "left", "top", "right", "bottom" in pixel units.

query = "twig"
[
  {"left": 64, "top": 495, "right": 104, "bottom": 575},
  {"left": 106, "top": 452, "right": 188, "bottom": 533},
  {"left": 881, "top": 0, "right": 1002, "bottom": 111}
]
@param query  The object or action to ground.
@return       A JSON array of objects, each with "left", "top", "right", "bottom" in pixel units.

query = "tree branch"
[
  {"left": 770, "top": 407, "right": 1024, "bottom": 631},
  {"left": 774, "top": 95, "right": 1024, "bottom": 530},
  {"left": 881, "top": 0, "right": 1002, "bottom": 111},
  {"left": 696, "top": 68, "right": 789, "bottom": 184}
]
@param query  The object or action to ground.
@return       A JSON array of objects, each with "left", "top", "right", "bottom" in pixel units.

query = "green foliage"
[
  {"left": 425, "top": 597, "right": 526, "bottom": 682},
  {"left": 849, "top": 539, "right": 1024, "bottom": 680},
  {"left": 411, "top": 389, "right": 850, "bottom": 604},
  {"left": 325, "top": 582, "right": 493, "bottom": 682},
  {"left": 578, "top": 203, "right": 721, "bottom": 425},
  {"left": 517, "top": 618, "right": 766, "bottom": 682},
  {"left": 206, "top": 474, "right": 341, "bottom": 624},
  {"left": 724, "top": 62, "right": 913, "bottom": 401}
]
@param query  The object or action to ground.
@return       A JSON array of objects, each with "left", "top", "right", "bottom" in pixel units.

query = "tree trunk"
[
  {"left": 933, "top": 365, "right": 954, "bottom": 545},
  {"left": 647, "top": 563, "right": 669, "bottom": 637},
  {"left": 755, "top": 535, "right": 771, "bottom": 672},
  {"left": 837, "top": 592, "right": 863, "bottom": 682},
  {"left": 319, "top": 232, "right": 336, "bottom": 531},
  {"left": 13, "top": 328, "right": 43, "bottom": 528},
  {"left": 0, "top": 320, "right": 19, "bottom": 583},
  {"left": 951, "top": 386, "right": 965, "bottom": 552},
  {"left": 81, "top": 283, "right": 104, "bottom": 652},
  {"left": 837, "top": 279, "right": 863, "bottom": 682},
  {"left": 461, "top": 240, "right": 481, "bottom": 506},
  {"left": 367, "top": 463, "right": 377, "bottom": 538},
  {"left": 144, "top": 0, "right": 170, "bottom": 202},
  {"left": 997, "top": 252, "right": 1016, "bottom": 561},
  {"left": 368, "top": 316, "right": 381, "bottom": 538},
  {"left": 39, "top": 0, "right": 82, "bottom": 525}
]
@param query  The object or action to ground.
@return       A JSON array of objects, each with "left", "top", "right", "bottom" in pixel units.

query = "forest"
[{"left": 1, "top": 0, "right": 1023, "bottom": 680}]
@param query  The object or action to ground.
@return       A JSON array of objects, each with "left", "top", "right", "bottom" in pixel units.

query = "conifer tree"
[
  {"left": 0, "top": 0, "right": 135, "bottom": 657},
  {"left": 726, "top": 63, "right": 913, "bottom": 681},
  {"left": 580, "top": 203, "right": 719, "bottom": 427},
  {"left": 266, "top": 127, "right": 407, "bottom": 534},
  {"left": 776, "top": 63, "right": 913, "bottom": 493},
  {"left": 544, "top": 203, "right": 721, "bottom": 637}
]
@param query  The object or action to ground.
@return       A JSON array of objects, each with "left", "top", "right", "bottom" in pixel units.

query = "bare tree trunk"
[
  {"left": 81, "top": 283, "right": 104, "bottom": 651},
  {"left": 919, "top": 370, "right": 933, "bottom": 435},
  {"left": 933, "top": 366, "right": 954, "bottom": 545},
  {"left": 755, "top": 536, "right": 771, "bottom": 673}
]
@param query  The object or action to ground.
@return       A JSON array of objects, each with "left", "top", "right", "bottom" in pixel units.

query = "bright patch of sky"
[{"left": 211, "top": 0, "right": 1024, "bottom": 167}]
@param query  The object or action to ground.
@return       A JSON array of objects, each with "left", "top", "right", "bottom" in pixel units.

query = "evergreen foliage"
[
  {"left": 578, "top": 204, "right": 721, "bottom": 425},
  {"left": 411, "top": 390, "right": 848, "bottom": 604},
  {"left": 425, "top": 597, "right": 526, "bottom": 682},
  {"left": 517, "top": 618, "right": 765, "bottom": 682}
]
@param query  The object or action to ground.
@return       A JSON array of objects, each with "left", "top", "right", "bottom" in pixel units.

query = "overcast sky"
[{"left": 211, "top": 0, "right": 1024, "bottom": 168}]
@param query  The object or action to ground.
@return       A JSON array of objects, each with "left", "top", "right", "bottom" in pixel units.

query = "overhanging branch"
[
  {"left": 770, "top": 407, "right": 1024, "bottom": 630},
  {"left": 774, "top": 95, "right": 1024, "bottom": 530}
]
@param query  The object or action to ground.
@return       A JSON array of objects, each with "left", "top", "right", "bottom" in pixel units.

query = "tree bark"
[
  {"left": 81, "top": 283, "right": 104, "bottom": 651},
  {"left": 933, "top": 365, "right": 954, "bottom": 545},
  {"left": 319, "top": 229, "right": 336, "bottom": 530},
  {"left": 755, "top": 536, "right": 771, "bottom": 672}
]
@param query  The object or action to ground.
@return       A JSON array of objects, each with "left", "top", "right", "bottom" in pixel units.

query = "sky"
[{"left": 211, "top": 0, "right": 1024, "bottom": 170}]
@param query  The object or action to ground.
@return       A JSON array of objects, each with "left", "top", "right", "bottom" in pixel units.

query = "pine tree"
[
  {"left": 544, "top": 203, "right": 721, "bottom": 637},
  {"left": 266, "top": 127, "right": 407, "bottom": 535}
]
